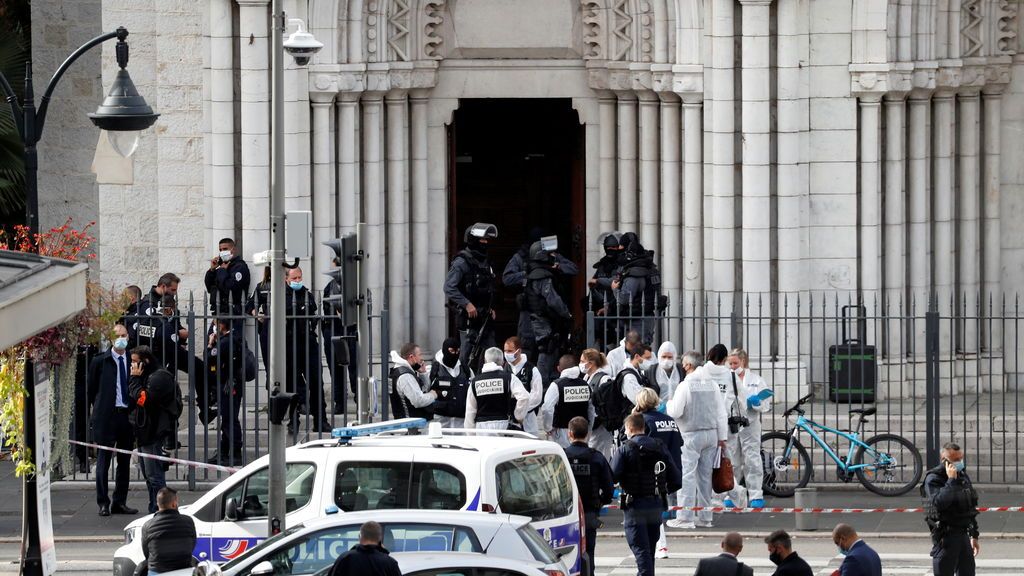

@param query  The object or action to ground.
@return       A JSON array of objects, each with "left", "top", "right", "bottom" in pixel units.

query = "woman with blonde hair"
[
  {"left": 633, "top": 386, "right": 683, "bottom": 558},
  {"left": 724, "top": 347, "right": 773, "bottom": 509}
]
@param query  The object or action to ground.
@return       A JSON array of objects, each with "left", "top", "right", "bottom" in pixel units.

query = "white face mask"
[
  {"left": 219, "top": 250, "right": 232, "bottom": 261},
  {"left": 640, "top": 358, "right": 657, "bottom": 370},
  {"left": 578, "top": 362, "right": 588, "bottom": 374},
  {"left": 504, "top": 352, "right": 518, "bottom": 365},
  {"left": 659, "top": 359, "right": 675, "bottom": 372}
]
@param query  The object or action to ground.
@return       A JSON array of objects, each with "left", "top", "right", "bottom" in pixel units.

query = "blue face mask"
[
  {"left": 953, "top": 460, "right": 966, "bottom": 472},
  {"left": 289, "top": 281, "right": 303, "bottom": 291},
  {"left": 837, "top": 545, "right": 848, "bottom": 556},
  {"left": 113, "top": 337, "right": 129, "bottom": 351}
]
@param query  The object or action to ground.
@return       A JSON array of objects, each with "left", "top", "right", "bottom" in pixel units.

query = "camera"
[
  {"left": 283, "top": 19, "right": 323, "bottom": 67},
  {"left": 728, "top": 415, "right": 750, "bottom": 434}
]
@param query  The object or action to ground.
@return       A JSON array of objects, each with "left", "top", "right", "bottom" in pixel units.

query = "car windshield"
[{"left": 219, "top": 524, "right": 304, "bottom": 570}]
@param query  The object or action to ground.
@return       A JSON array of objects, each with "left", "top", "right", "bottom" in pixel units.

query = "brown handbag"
[{"left": 712, "top": 449, "right": 735, "bottom": 493}]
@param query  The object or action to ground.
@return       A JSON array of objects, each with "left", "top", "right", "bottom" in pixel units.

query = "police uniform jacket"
[
  {"left": 611, "top": 434, "right": 683, "bottom": 500},
  {"left": 641, "top": 409, "right": 683, "bottom": 474},
  {"left": 326, "top": 544, "right": 402, "bottom": 576},
  {"left": 204, "top": 257, "right": 251, "bottom": 315},
  {"left": 525, "top": 265, "right": 572, "bottom": 342},
  {"left": 564, "top": 440, "right": 614, "bottom": 513},
  {"left": 444, "top": 248, "right": 495, "bottom": 315},
  {"left": 923, "top": 465, "right": 980, "bottom": 538}
]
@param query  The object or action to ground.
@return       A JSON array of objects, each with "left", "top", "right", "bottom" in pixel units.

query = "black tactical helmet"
[
  {"left": 529, "top": 240, "right": 552, "bottom": 264},
  {"left": 464, "top": 222, "right": 498, "bottom": 244},
  {"left": 599, "top": 231, "right": 622, "bottom": 250}
]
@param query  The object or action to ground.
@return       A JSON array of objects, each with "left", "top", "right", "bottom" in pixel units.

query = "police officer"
[
  {"left": 503, "top": 336, "right": 544, "bottom": 435},
  {"left": 444, "top": 223, "right": 498, "bottom": 371},
  {"left": 205, "top": 318, "right": 244, "bottom": 464},
  {"left": 588, "top": 231, "right": 623, "bottom": 347},
  {"left": 612, "top": 233, "right": 662, "bottom": 343},
  {"left": 633, "top": 388, "right": 683, "bottom": 560},
  {"left": 543, "top": 355, "right": 596, "bottom": 448},
  {"left": 504, "top": 230, "right": 579, "bottom": 360},
  {"left": 388, "top": 342, "right": 437, "bottom": 420},
  {"left": 612, "top": 413, "right": 682, "bottom": 576},
  {"left": 464, "top": 347, "right": 531, "bottom": 430},
  {"left": 282, "top": 266, "right": 328, "bottom": 432},
  {"left": 147, "top": 293, "right": 215, "bottom": 425},
  {"left": 429, "top": 337, "right": 472, "bottom": 428},
  {"left": 524, "top": 238, "right": 574, "bottom": 383},
  {"left": 923, "top": 442, "right": 980, "bottom": 576},
  {"left": 564, "top": 416, "right": 614, "bottom": 576},
  {"left": 204, "top": 237, "right": 251, "bottom": 318},
  {"left": 246, "top": 266, "right": 273, "bottom": 371}
]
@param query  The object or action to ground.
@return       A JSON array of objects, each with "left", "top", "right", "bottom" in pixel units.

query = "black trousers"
[
  {"left": 931, "top": 529, "right": 976, "bottom": 576},
  {"left": 95, "top": 409, "right": 133, "bottom": 507},
  {"left": 583, "top": 510, "right": 600, "bottom": 576},
  {"left": 623, "top": 498, "right": 664, "bottom": 576}
]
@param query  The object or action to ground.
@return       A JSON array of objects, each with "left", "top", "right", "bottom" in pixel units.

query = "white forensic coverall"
[
  {"left": 464, "top": 362, "right": 531, "bottom": 430},
  {"left": 726, "top": 367, "right": 772, "bottom": 503},
  {"left": 508, "top": 355, "right": 544, "bottom": 436},
  {"left": 668, "top": 362, "right": 729, "bottom": 525}
]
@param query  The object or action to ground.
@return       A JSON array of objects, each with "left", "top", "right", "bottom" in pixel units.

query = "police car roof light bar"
[{"left": 331, "top": 418, "right": 428, "bottom": 442}]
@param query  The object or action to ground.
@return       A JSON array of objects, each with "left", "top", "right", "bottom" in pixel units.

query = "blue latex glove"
[
  {"left": 747, "top": 396, "right": 762, "bottom": 410},
  {"left": 657, "top": 402, "right": 667, "bottom": 413}
]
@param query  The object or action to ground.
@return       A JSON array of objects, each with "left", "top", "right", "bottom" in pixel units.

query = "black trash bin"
[{"left": 828, "top": 305, "right": 877, "bottom": 403}]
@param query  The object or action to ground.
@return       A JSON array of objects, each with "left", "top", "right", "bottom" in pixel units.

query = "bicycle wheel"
[
  {"left": 761, "top": 431, "right": 812, "bottom": 498},
  {"left": 854, "top": 433, "right": 923, "bottom": 496}
]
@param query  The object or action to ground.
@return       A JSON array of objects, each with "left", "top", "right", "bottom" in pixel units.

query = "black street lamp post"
[{"left": 0, "top": 26, "right": 157, "bottom": 576}]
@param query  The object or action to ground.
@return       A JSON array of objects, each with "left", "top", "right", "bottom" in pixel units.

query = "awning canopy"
[{"left": 0, "top": 250, "right": 89, "bottom": 352}]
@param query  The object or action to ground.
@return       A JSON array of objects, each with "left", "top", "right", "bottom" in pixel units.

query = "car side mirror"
[
  {"left": 250, "top": 561, "right": 275, "bottom": 576},
  {"left": 224, "top": 497, "right": 240, "bottom": 522}
]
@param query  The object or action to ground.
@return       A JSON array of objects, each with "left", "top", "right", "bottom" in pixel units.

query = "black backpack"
[{"left": 592, "top": 368, "right": 659, "bottom": 432}]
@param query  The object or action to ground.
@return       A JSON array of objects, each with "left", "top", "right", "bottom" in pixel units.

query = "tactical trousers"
[
  {"left": 623, "top": 498, "right": 664, "bottom": 576},
  {"left": 583, "top": 510, "right": 600, "bottom": 576},
  {"left": 931, "top": 529, "right": 975, "bottom": 576},
  {"left": 459, "top": 326, "right": 495, "bottom": 372}
]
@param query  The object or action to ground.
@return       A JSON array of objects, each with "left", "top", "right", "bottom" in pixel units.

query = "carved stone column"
[
  {"left": 616, "top": 91, "right": 638, "bottom": 231},
  {"left": 238, "top": 0, "right": 271, "bottom": 271},
  {"left": 708, "top": 0, "right": 737, "bottom": 323},
  {"left": 958, "top": 88, "right": 981, "bottom": 352},
  {"left": 337, "top": 93, "right": 361, "bottom": 235},
  {"left": 638, "top": 91, "right": 660, "bottom": 254},
  {"left": 410, "top": 90, "right": 430, "bottom": 344},
  {"left": 982, "top": 85, "right": 1004, "bottom": 351},
  {"left": 361, "top": 92, "right": 385, "bottom": 301},
  {"left": 658, "top": 92, "right": 681, "bottom": 306},
  {"left": 310, "top": 94, "right": 336, "bottom": 291},
  {"left": 386, "top": 90, "right": 410, "bottom": 339},
  {"left": 208, "top": 0, "right": 235, "bottom": 249},
  {"left": 857, "top": 95, "right": 883, "bottom": 302},
  {"left": 598, "top": 92, "right": 618, "bottom": 234}
]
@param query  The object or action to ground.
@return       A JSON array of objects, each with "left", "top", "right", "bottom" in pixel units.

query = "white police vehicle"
[{"left": 114, "top": 419, "right": 587, "bottom": 576}]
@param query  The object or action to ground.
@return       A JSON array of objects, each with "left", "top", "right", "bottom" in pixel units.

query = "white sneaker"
[
  {"left": 655, "top": 547, "right": 669, "bottom": 559},
  {"left": 696, "top": 520, "right": 714, "bottom": 528},
  {"left": 666, "top": 519, "right": 696, "bottom": 529}
]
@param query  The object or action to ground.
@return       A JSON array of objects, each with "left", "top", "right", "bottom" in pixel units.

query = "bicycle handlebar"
[{"left": 783, "top": 393, "right": 815, "bottom": 416}]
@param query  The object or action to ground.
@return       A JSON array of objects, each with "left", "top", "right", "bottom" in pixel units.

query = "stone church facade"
[{"left": 34, "top": 1, "right": 1024, "bottom": 373}]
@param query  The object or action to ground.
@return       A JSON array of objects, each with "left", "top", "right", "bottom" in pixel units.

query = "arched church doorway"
[{"left": 448, "top": 99, "right": 585, "bottom": 344}]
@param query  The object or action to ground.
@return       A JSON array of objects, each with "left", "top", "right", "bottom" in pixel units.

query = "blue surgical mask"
[
  {"left": 953, "top": 460, "right": 966, "bottom": 472},
  {"left": 289, "top": 281, "right": 303, "bottom": 291},
  {"left": 837, "top": 545, "right": 848, "bottom": 556},
  {"left": 113, "top": 337, "right": 129, "bottom": 351}
]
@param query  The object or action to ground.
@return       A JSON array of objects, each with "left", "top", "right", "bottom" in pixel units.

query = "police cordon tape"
[
  {"left": 68, "top": 440, "right": 240, "bottom": 474},
  {"left": 61, "top": 441, "right": 1024, "bottom": 514}
]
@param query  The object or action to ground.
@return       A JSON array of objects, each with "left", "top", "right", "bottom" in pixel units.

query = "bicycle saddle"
[{"left": 849, "top": 407, "right": 876, "bottom": 417}]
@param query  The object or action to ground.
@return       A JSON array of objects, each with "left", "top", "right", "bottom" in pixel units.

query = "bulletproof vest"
[
  {"left": 552, "top": 377, "right": 592, "bottom": 429},
  {"left": 565, "top": 443, "right": 602, "bottom": 511},
  {"left": 508, "top": 361, "right": 540, "bottom": 416},
  {"left": 430, "top": 362, "right": 469, "bottom": 418},
  {"left": 389, "top": 366, "right": 432, "bottom": 420},
  {"left": 619, "top": 438, "right": 668, "bottom": 498},
  {"left": 471, "top": 369, "right": 512, "bottom": 422},
  {"left": 922, "top": 466, "right": 979, "bottom": 534},
  {"left": 456, "top": 250, "right": 495, "bottom": 308},
  {"left": 525, "top": 271, "right": 551, "bottom": 316}
]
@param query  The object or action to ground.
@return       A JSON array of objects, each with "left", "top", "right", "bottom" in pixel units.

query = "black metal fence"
[
  {"left": 588, "top": 291, "right": 1022, "bottom": 484},
  {"left": 54, "top": 289, "right": 1023, "bottom": 486}
]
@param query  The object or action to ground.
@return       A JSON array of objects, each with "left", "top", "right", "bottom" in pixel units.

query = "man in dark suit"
[
  {"left": 832, "top": 524, "right": 882, "bottom": 576},
  {"left": 765, "top": 530, "right": 814, "bottom": 576},
  {"left": 87, "top": 324, "right": 139, "bottom": 517},
  {"left": 694, "top": 532, "right": 754, "bottom": 576}
]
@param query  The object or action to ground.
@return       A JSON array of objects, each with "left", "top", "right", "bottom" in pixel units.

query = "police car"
[
  {"left": 114, "top": 419, "right": 587, "bottom": 576},
  {"left": 156, "top": 510, "right": 566, "bottom": 576}
]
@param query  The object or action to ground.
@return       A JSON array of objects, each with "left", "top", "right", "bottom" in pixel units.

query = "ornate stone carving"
[
  {"left": 996, "top": 0, "right": 1018, "bottom": 54},
  {"left": 612, "top": 0, "right": 632, "bottom": 61},
  {"left": 580, "top": 0, "right": 604, "bottom": 59},
  {"left": 961, "top": 0, "right": 983, "bottom": 57},
  {"left": 638, "top": 0, "right": 653, "bottom": 63},
  {"left": 424, "top": 1, "right": 446, "bottom": 60},
  {"left": 388, "top": 0, "right": 411, "bottom": 61},
  {"left": 367, "top": 1, "right": 379, "bottom": 62}
]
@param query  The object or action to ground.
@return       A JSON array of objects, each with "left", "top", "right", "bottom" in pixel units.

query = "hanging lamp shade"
[{"left": 88, "top": 68, "right": 159, "bottom": 132}]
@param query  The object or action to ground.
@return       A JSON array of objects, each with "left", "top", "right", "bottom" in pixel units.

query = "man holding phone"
[{"left": 923, "top": 442, "right": 980, "bottom": 576}]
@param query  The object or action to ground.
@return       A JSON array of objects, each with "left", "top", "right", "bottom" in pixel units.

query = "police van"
[{"left": 114, "top": 419, "right": 587, "bottom": 576}]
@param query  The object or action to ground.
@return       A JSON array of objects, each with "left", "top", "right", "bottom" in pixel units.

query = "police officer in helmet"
[
  {"left": 923, "top": 442, "right": 980, "bottom": 576},
  {"left": 564, "top": 416, "right": 614, "bottom": 576},
  {"left": 588, "top": 231, "right": 623, "bottom": 347},
  {"left": 525, "top": 237, "right": 573, "bottom": 383},
  {"left": 444, "top": 223, "right": 498, "bottom": 370},
  {"left": 612, "top": 413, "right": 682, "bottom": 576}
]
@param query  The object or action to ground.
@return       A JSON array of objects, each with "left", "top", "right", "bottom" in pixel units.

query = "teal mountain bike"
[{"left": 761, "top": 393, "right": 923, "bottom": 497}]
